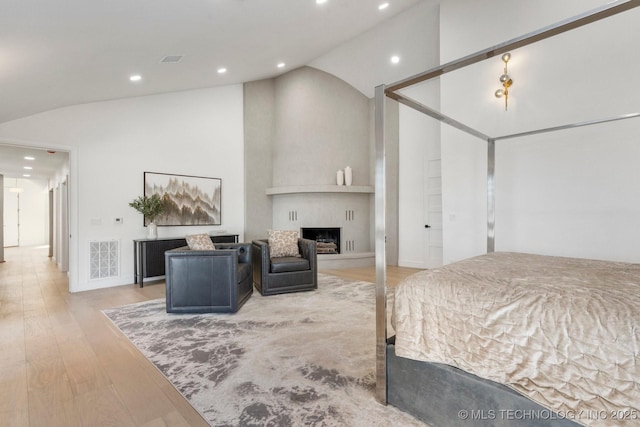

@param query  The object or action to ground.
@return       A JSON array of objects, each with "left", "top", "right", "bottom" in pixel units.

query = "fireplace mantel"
[{"left": 266, "top": 185, "right": 373, "bottom": 195}]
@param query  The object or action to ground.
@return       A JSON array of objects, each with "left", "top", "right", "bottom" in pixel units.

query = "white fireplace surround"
[{"left": 269, "top": 189, "right": 374, "bottom": 269}]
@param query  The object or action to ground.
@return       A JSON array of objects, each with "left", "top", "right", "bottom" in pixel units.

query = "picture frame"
[{"left": 144, "top": 172, "right": 221, "bottom": 226}]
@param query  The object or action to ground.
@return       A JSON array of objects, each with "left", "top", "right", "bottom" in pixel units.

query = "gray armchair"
[
  {"left": 165, "top": 243, "right": 252, "bottom": 313},
  {"left": 252, "top": 238, "right": 317, "bottom": 296}
]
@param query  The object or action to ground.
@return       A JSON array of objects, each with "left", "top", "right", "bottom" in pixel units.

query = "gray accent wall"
[
  {"left": 272, "top": 67, "right": 370, "bottom": 187},
  {"left": 243, "top": 80, "right": 275, "bottom": 243},
  {"left": 244, "top": 66, "right": 399, "bottom": 265}
]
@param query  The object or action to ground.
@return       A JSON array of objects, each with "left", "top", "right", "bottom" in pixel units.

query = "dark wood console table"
[{"left": 133, "top": 234, "right": 238, "bottom": 287}]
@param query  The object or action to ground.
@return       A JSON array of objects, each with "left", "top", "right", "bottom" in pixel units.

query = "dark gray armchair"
[
  {"left": 252, "top": 238, "right": 317, "bottom": 296},
  {"left": 165, "top": 243, "right": 252, "bottom": 313}
]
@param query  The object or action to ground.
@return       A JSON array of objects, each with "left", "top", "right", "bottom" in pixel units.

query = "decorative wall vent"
[
  {"left": 90, "top": 240, "right": 119, "bottom": 279},
  {"left": 160, "top": 55, "right": 183, "bottom": 63}
]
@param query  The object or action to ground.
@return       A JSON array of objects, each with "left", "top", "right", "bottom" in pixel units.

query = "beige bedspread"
[{"left": 393, "top": 252, "right": 640, "bottom": 426}]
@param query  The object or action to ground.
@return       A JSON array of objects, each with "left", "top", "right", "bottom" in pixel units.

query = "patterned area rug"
[{"left": 103, "top": 274, "right": 425, "bottom": 427}]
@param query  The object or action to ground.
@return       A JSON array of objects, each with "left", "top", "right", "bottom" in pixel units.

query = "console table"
[{"left": 133, "top": 234, "right": 238, "bottom": 287}]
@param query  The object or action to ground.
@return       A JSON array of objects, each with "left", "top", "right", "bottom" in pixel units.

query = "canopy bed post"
[
  {"left": 374, "top": 84, "right": 388, "bottom": 405},
  {"left": 487, "top": 139, "right": 495, "bottom": 253}
]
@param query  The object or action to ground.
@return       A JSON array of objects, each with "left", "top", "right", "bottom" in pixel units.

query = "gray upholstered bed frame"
[
  {"left": 373, "top": 1, "right": 640, "bottom": 425},
  {"left": 386, "top": 339, "right": 580, "bottom": 427}
]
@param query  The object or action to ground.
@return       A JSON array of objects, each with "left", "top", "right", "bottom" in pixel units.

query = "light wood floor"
[
  {"left": 321, "top": 265, "right": 422, "bottom": 288},
  {"left": 0, "top": 246, "right": 421, "bottom": 426}
]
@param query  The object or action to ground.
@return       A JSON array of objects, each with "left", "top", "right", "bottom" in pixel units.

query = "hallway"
[{"left": 0, "top": 246, "right": 207, "bottom": 426}]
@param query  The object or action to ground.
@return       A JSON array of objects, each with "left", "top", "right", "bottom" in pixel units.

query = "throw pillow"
[
  {"left": 268, "top": 230, "right": 300, "bottom": 258},
  {"left": 185, "top": 234, "right": 215, "bottom": 250}
]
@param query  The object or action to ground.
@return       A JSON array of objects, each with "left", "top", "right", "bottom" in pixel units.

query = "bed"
[
  {"left": 373, "top": 1, "right": 640, "bottom": 426},
  {"left": 390, "top": 252, "right": 640, "bottom": 426}
]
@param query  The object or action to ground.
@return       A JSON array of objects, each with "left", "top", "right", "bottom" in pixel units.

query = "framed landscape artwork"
[{"left": 144, "top": 172, "right": 221, "bottom": 226}]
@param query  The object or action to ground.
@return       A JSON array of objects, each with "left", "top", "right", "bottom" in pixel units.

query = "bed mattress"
[{"left": 392, "top": 252, "right": 640, "bottom": 426}]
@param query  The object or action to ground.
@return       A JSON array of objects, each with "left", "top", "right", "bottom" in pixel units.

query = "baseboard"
[{"left": 317, "top": 252, "right": 374, "bottom": 269}]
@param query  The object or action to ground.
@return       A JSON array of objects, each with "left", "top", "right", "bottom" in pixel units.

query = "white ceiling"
[
  {"left": 0, "top": 0, "right": 430, "bottom": 181},
  {"left": 0, "top": 0, "right": 425, "bottom": 125}
]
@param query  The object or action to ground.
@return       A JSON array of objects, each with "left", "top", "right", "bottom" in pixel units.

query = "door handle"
[{"left": 425, "top": 225, "right": 431, "bottom": 228}]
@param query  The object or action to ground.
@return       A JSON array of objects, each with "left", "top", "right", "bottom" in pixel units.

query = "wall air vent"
[
  {"left": 90, "top": 240, "right": 119, "bottom": 279},
  {"left": 160, "top": 55, "right": 183, "bottom": 63}
]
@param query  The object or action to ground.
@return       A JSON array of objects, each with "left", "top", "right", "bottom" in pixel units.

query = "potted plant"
[{"left": 129, "top": 194, "right": 165, "bottom": 239}]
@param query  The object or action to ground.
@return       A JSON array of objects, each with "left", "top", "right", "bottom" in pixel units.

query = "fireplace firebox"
[{"left": 301, "top": 227, "right": 340, "bottom": 254}]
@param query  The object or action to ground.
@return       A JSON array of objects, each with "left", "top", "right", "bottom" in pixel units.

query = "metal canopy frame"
[{"left": 374, "top": 0, "right": 640, "bottom": 404}]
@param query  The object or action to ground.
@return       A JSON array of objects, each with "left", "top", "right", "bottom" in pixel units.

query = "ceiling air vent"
[{"left": 160, "top": 55, "right": 183, "bottom": 63}]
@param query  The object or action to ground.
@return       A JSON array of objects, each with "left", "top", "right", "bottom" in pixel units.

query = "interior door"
[
  {"left": 49, "top": 189, "right": 54, "bottom": 257},
  {"left": 3, "top": 188, "right": 19, "bottom": 247},
  {"left": 59, "top": 177, "right": 69, "bottom": 272},
  {"left": 424, "top": 145, "right": 443, "bottom": 268}
]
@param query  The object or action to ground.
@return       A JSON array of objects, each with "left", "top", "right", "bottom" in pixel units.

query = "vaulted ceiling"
[
  {"left": 0, "top": 0, "right": 425, "bottom": 125},
  {"left": 1, "top": 0, "right": 435, "bottom": 180}
]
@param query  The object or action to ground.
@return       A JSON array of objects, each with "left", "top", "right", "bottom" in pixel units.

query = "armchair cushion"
[
  {"left": 268, "top": 229, "right": 300, "bottom": 257},
  {"left": 270, "top": 257, "right": 310, "bottom": 273}
]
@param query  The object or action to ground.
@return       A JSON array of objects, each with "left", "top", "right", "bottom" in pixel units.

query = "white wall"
[
  {"left": 0, "top": 85, "right": 245, "bottom": 291},
  {"left": 439, "top": 0, "right": 640, "bottom": 263},
  {"left": 393, "top": 3, "right": 442, "bottom": 269},
  {"left": 398, "top": 80, "right": 442, "bottom": 268},
  {"left": 496, "top": 120, "right": 640, "bottom": 262}
]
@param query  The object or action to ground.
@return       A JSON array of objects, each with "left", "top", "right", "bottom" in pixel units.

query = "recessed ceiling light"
[
  {"left": 129, "top": 75, "right": 142, "bottom": 82},
  {"left": 24, "top": 156, "right": 35, "bottom": 160},
  {"left": 379, "top": 3, "right": 390, "bottom": 10},
  {"left": 277, "top": 62, "right": 286, "bottom": 69},
  {"left": 316, "top": 0, "right": 327, "bottom": 4},
  {"left": 24, "top": 166, "right": 33, "bottom": 170},
  {"left": 217, "top": 67, "right": 227, "bottom": 74},
  {"left": 23, "top": 174, "right": 31, "bottom": 178},
  {"left": 390, "top": 55, "right": 400, "bottom": 64}
]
